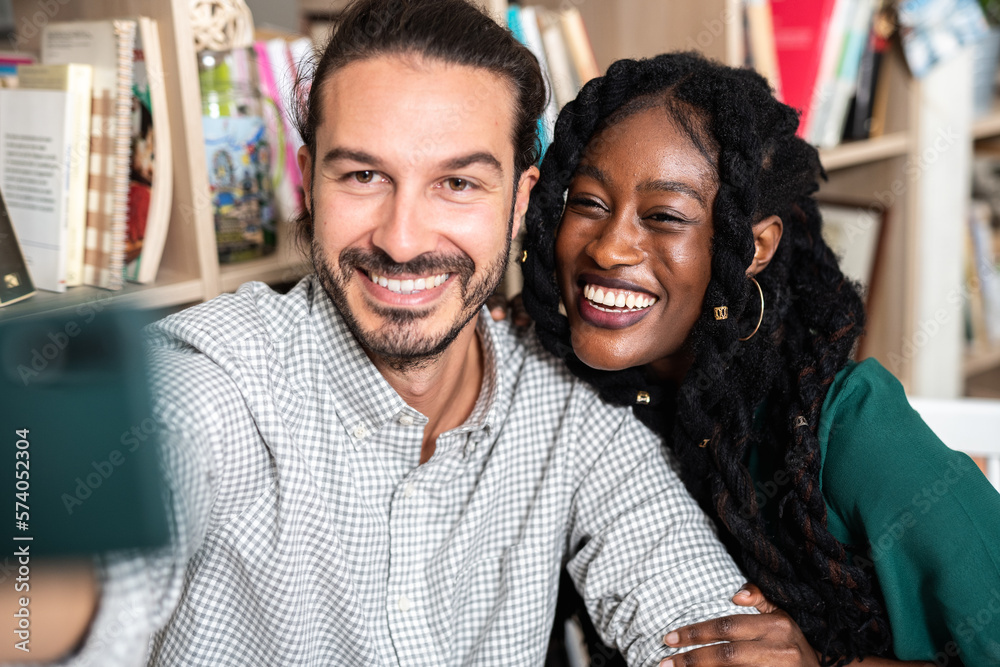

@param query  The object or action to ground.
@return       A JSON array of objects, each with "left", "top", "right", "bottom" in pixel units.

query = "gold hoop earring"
[{"left": 739, "top": 276, "right": 764, "bottom": 342}]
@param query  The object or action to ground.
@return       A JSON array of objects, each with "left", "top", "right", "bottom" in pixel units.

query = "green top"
[{"left": 751, "top": 358, "right": 1000, "bottom": 664}]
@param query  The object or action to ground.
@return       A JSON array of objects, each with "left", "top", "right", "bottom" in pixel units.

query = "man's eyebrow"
[
  {"left": 321, "top": 148, "right": 382, "bottom": 167},
  {"left": 442, "top": 152, "right": 503, "bottom": 173},
  {"left": 639, "top": 179, "right": 707, "bottom": 207}
]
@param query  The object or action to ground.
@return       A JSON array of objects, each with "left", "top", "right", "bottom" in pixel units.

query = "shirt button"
[
  {"left": 397, "top": 595, "right": 412, "bottom": 612},
  {"left": 352, "top": 425, "right": 369, "bottom": 439},
  {"left": 403, "top": 483, "right": 416, "bottom": 498},
  {"left": 398, "top": 414, "right": 415, "bottom": 426},
  {"left": 467, "top": 440, "right": 477, "bottom": 453}
]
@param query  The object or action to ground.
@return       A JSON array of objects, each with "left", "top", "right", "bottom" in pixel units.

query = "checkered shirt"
[{"left": 58, "top": 276, "right": 751, "bottom": 667}]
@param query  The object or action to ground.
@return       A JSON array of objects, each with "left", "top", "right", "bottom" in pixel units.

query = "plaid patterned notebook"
[{"left": 44, "top": 19, "right": 136, "bottom": 290}]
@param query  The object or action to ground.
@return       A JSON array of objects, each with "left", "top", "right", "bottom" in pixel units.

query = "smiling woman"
[{"left": 523, "top": 52, "right": 1000, "bottom": 666}]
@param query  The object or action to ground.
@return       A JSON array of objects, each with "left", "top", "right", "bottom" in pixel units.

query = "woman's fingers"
[
  {"left": 664, "top": 613, "right": 773, "bottom": 648},
  {"left": 659, "top": 640, "right": 804, "bottom": 667},
  {"left": 731, "top": 583, "right": 778, "bottom": 613},
  {"left": 510, "top": 293, "right": 530, "bottom": 327},
  {"left": 486, "top": 292, "right": 508, "bottom": 321}
]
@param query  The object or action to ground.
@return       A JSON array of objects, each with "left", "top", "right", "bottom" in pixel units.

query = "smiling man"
[{"left": 4, "top": 1, "right": 754, "bottom": 665}]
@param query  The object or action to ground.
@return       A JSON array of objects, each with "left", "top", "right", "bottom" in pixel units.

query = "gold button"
[{"left": 636, "top": 391, "right": 650, "bottom": 405}]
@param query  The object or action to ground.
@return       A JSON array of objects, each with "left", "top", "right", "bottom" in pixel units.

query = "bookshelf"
[
  {"left": 535, "top": 0, "right": 970, "bottom": 398},
  {"left": 2, "top": 0, "right": 309, "bottom": 322},
  {"left": 4, "top": 0, "right": 980, "bottom": 399}
]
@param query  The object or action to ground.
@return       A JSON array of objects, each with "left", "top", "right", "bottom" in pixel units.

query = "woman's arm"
[{"left": 658, "top": 585, "right": 933, "bottom": 667}]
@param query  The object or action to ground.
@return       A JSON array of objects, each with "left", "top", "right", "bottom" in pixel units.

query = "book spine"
[{"left": 108, "top": 20, "right": 136, "bottom": 291}]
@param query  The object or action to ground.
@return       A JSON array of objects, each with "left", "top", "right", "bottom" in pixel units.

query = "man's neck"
[{"left": 368, "top": 315, "right": 485, "bottom": 464}]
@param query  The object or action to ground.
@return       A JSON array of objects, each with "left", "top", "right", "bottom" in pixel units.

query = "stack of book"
[
  {"left": 747, "top": 0, "right": 892, "bottom": 148},
  {"left": 0, "top": 16, "right": 172, "bottom": 300}
]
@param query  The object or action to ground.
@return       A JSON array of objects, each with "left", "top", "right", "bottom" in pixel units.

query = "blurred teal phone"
[{"left": 0, "top": 307, "right": 168, "bottom": 556}]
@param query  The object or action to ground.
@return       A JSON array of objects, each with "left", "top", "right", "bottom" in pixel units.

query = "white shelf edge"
[{"left": 819, "top": 132, "right": 911, "bottom": 171}]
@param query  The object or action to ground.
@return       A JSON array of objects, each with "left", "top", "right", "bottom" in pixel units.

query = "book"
[
  {"left": 16, "top": 63, "right": 94, "bottom": 287},
  {"left": 815, "top": 0, "right": 877, "bottom": 148},
  {"left": 42, "top": 19, "right": 138, "bottom": 291},
  {"left": 536, "top": 8, "right": 578, "bottom": 109},
  {"left": 124, "top": 17, "right": 173, "bottom": 284},
  {"left": 0, "top": 88, "right": 78, "bottom": 292},
  {"left": 842, "top": 11, "right": 888, "bottom": 142},
  {"left": 804, "top": 0, "right": 858, "bottom": 143},
  {"left": 770, "top": 0, "right": 839, "bottom": 137},
  {"left": 513, "top": 6, "right": 558, "bottom": 151},
  {"left": 559, "top": 7, "right": 600, "bottom": 85},
  {"left": 745, "top": 0, "right": 783, "bottom": 99},
  {"left": 254, "top": 37, "right": 308, "bottom": 225},
  {"left": 969, "top": 199, "right": 1000, "bottom": 343},
  {"left": 0, "top": 189, "right": 35, "bottom": 307}
]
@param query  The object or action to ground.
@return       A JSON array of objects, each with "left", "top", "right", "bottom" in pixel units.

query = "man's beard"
[{"left": 313, "top": 219, "right": 512, "bottom": 372}]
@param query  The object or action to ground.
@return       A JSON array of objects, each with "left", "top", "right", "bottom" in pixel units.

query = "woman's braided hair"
[{"left": 521, "top": 52, "right": 891, "bottom": 664}]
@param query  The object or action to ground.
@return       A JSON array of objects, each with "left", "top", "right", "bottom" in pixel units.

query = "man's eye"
[
  {"left": 446, "top": 178, "right": 470, "bottom": 192},
  {"left": 353, "top": 171, "right": 376, "bottom": 184}
]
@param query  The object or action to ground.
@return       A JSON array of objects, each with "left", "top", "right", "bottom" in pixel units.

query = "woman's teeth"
[
  {"left": 582, "top": 284, "right": 657, "bottom": 312},
  {"left": 369, "top": 271, "right": 450, "bottom": 294}
]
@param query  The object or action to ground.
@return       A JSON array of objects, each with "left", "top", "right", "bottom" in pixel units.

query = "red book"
[{"left": 770, "top": 0, "right": 838, "bottom": 137}]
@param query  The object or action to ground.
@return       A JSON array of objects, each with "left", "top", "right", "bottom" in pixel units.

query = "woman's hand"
[
  {"left": 486, "top": 291, "right": 530, "bottom": 326},
  {"left": 659, "top": 584, "right": 820, "bottom": 667}
]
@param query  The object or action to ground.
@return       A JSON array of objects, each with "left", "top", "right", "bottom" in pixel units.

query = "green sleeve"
[{"left": 817, "top": 358, "right": 1000, "bottom": 664}]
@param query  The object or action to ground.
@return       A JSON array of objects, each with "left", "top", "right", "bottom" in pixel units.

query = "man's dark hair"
[
  {"left": 522, "top": 52, "right": 888, "bottom": 665},
  {"left": 291, "top": 0, "right": 546, "bottom": 248}
]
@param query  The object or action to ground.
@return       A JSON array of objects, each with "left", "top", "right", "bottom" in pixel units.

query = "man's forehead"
[{"left": 317, "top": 55, "right": 519, "bottom": 168}]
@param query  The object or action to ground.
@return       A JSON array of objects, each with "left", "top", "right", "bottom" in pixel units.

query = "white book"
[
  {"left": 0, "top": 89, "right": 75, "bottom": 292},
  {"left": 518, "top": 6, "right": 559, "bottom": 147},
  {"left": 804, "top": 0, "right": 857, "bottom": 142},
  {"left": 817, "top": 0, "right": 876, "bottom": 148},
  {"left": 124, "top": 16, "right": 173, "bottom": 284},
  {"left": 16, "top": 63, "right": 94, "bottom": 287}
]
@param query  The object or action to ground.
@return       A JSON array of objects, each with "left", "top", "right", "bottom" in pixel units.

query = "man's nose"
[{"left": 371, "top": 186, "right": 439, "bottom": 265}]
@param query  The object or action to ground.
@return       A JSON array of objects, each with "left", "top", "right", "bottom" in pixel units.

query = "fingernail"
[
  {"left": 664, "top": 631, "right": 679, "bottom": 645},
  {"left": 659, "top": 660, "right": 674, "bottom": 667},
  {"left": 736, "top": 589, "right": 751, "bottom": 598}
]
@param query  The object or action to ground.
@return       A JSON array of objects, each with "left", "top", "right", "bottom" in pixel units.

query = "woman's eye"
[
  {"left": 566, "top": 196, "right": 607, "bottom": 214},
  {"left": 353, "top": 171, "right": 376, "bottom": 184},
  {"left": 446, "top": 178, "right": 470, "bottom": 192}
]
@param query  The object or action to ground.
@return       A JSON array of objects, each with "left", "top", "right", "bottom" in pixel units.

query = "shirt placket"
[{"left": 385, "top": 412, "right": 447, "bottom": 664}]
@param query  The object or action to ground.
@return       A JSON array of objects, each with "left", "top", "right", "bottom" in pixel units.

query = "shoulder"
[
  {"left": 144, "top": 279, "right": 314, "bottom": 427},
  {"left": 145, "top": 279, "right": 312, "bottom": 358},
  {"left": 816, "top": 358, "right": 973, "bottom": 531}
]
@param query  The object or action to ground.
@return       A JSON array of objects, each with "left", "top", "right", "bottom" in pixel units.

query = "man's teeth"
[
  {"left": 369, "top": 271, "right": 449, "bottom": 294},
  {"left": 582, "top": 284, "right": 657, "bottom": 311}
]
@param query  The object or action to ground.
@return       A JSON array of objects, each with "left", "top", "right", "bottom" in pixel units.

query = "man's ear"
[
  {"left": 297, "top": 145, "right": 313, "bottom": 215},
  {"left": 510, "top": 165, "right": 540, "bottom": 239},
  {"left": 747, "top": 214, "right": 783, "bottom": 276}
]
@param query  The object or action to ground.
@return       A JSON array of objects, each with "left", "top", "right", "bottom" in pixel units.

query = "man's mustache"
[{"left": 339, "top": 247, "right": 475, "bottom": 278}]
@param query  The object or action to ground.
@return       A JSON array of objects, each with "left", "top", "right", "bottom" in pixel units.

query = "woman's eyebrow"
[
  {"left": 574, "top": 163, "right": 607, "bottom": 183},
  {"left": 638, "top": 179, "right": 707, "bottom": 207}
]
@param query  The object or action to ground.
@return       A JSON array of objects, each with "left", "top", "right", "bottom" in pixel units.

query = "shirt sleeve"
[
  {"left": 565, "top": 395, "right": 754, "bottom": 667},
  {"left": 50, "top": 343, "right": 232, "bottom": 667},
  {"left": 818, "top": 358, "right": 1000, "bottom": 664}
]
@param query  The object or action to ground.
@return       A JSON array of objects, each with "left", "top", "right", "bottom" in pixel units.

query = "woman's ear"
[{"left": 747, "top": 215, "right": 783, "bottom": 276}]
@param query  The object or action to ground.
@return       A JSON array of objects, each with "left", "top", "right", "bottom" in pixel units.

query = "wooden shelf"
[
  {"left": 818, "top": 132, "right": 911, "bottom": 171},
  {"left": 0, "top": 276, "right": 204, "bottom": 321},
  {"left": 972, "top": 103, "right": 1000, "bottom": 139},
  {"left": 220, "top": 254, "right": 310, "bottom": 293},
  {"left": 965, "top": 342, "right": 1000, "bottom": 377}
]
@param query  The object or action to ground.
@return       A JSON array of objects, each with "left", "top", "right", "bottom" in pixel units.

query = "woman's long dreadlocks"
[{"left": 521, "top": 52, "right": 891, "bottom": 665}]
